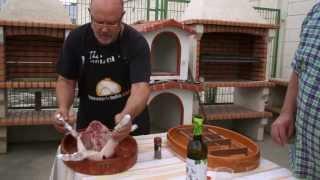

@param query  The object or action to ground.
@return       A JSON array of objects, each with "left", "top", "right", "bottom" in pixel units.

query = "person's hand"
[
  {"left": 271, "top": 113, "right": 295, "bottom": 146},
  {"left": 112, "top": 113, "right": 132, "bottom": 142},
  {"left": 53, "top": 109, "right": 76, "bottom": 133}
]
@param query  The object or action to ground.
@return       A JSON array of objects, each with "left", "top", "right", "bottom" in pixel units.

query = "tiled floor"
[{"left": 0, "top": 133, "right": 289, "bottom": 180}]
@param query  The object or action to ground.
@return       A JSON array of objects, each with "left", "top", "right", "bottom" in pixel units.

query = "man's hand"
[
  {"left": 271, "top": 113, "right": 295, "bottom": 146},
  {"left": 112, "top": 113, "right": 132, "bottom": 142},
  {"left": 53, "top": 109, "right": 76, "bottom": 133}
]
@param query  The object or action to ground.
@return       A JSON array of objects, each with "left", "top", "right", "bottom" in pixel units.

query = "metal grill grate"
[
  {"left": 203, "top": 87, "right": 234, "bottom": 105},
  {"left": 7, "top": 89, "right": 79, "bottom": 110}
]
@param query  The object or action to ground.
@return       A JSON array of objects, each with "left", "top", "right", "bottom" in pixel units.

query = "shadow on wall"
[{"left": 149, "top": 93, "right": 183, "bottom": 133}]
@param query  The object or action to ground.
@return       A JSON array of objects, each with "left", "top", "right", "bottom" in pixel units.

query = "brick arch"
[
  {"left": 148, "top": 92, "right": 184, "bottom": 132},
  {"left": 151, "top": 31, "right": 181, "bottom": 76}
]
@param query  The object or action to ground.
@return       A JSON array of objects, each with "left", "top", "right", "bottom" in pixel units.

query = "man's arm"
[
  {"left": 271, "top": 72, "right": 298, "bottom": 145},
  {"left": 116, "top": 82, "right": 150, "bottom": 120},
  {"left": 113, "top": 82, "right": 150, "bottom": 140},
  {"left": 54, "top": 75, "right": 77, "bottom": 132}
]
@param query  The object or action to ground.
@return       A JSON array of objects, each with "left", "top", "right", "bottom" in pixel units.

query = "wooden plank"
[
  {"left": 210, "top": 147, "right": 248, "bottom": 156},
  {"left": 206, "top": 139, "right": 231, "bottom": 146}
]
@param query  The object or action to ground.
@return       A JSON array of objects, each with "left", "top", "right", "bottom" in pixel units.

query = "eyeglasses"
[{"left": 90, "top": 15, "right": 122, "bottom": 30}]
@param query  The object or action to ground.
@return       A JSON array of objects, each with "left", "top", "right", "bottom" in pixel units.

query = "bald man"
[{"left": 54, "top": 0, "right": 151, "bottom": 141}]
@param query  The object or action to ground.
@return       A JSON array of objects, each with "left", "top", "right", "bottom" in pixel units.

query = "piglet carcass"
[{"left": 77, "top": 121, "right": 119, "bottom": 161}]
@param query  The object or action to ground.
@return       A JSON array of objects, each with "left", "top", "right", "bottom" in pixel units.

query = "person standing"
[
  {"left": 54, "top": 0, "right": 151, "bottom": 141},
  {"left": 271, "top": 2, "right": 320, "bottom": 179}
]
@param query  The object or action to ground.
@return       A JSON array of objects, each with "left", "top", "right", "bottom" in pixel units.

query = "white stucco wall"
[
  {"left": 0, "top": 0, "right": 71, "bottom": 24},
  {"left": 149, "top": 89, "right": 194, "bottom": 125},
  {"left": 249, "top": 0, "right": 318, "bottom": 79},
  {"left": 249, "top": 0, "right": 281, "bottom": 9},
  {"left": 279, "top": 0, "right": 318, "bottom": 79},
  {"left": 142, "top": 27, "right": 194, "bottom": 81}
]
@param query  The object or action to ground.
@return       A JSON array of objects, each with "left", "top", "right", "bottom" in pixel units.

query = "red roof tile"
[
  {"left": 0, "top": 20, "right": 77, "bottom": 29},
  {"left": 183, "top": 19, "right": 278, "bottom": 29},
  {"left": 132, "top": 19, "right": 196, "bottom": 34}
]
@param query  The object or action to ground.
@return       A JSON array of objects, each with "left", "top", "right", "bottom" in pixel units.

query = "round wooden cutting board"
[{"left": 60, "top": 134, "right": 138, "bottom": 175}]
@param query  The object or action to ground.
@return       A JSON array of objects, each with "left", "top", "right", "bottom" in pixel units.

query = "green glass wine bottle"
[{"left": 186, "top": 115, "right": 208, "bottom": 180}]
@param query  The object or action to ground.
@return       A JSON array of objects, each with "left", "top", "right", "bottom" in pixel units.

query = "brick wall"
[
  {"left": 198, "top": 25, "right": 268, "bottom": 81},
  {"left": 3, "top": 26, "right": 65, "bottom": 80}
]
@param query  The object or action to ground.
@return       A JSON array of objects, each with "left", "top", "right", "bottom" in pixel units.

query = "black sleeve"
[
  {"left": 129, "top": 36, "right": 151, "bottom": 83},
  {"left": 56, "top": 31, "right": 81, "bottom": 80}
]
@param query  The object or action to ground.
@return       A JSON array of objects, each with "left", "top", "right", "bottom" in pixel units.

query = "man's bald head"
[
  {"left": 89, "top": 0, "right": 125, "bottom": 45},
  {"left": 90, "top": 0, "right": 124, "bottom": 18}
]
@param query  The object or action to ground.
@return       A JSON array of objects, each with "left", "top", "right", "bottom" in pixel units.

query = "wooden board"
[
  {"left": 60, "top": 134, "right": 138, "bottom": 175},
  {"left": 167, "top": 125, "right": 260, "bottom": 172}
]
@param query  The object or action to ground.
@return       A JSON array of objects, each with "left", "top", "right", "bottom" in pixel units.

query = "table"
[{"left": 50, "top": 133, "right": 297, "bottom": 180}]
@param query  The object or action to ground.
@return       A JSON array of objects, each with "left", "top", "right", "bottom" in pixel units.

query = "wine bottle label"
[{"left": 186, "top": 158, "right": 207, "bottom": 180}]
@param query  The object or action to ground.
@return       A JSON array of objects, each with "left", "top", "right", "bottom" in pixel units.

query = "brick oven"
[
  {"left": 181, "top": 0, "right": 277, "bottom": 140},
  {"left": 2, "top": 24, "right": 66, "bottom": 80},
  {"left": 133, "top": 20, "right": 202, "bottom": 132},
  {"left": 198, "top": 30, "right": 267, "bottom": 82},
  {"left": 0, "top": 0, "right": 75, "bottom": 153}
]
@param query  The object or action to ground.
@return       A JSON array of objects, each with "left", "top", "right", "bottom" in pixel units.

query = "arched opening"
[
  {"left": 199, "top": 32, "right": 264, "bottom": 81},
  {"left": 148, "top": 93, "right": 183, "bottom": 133},
  {"left": 151, "top": 32, "right": 181, "bottom": 76}
]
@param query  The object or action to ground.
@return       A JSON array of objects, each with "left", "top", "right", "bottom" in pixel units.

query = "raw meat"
[{"left": 79, "top": 121, "right": 111, "bottom": 152}]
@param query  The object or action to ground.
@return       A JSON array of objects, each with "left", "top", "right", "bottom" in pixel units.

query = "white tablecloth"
[{"left": 50, "top": 133, "right": 297, "bottom": 180}]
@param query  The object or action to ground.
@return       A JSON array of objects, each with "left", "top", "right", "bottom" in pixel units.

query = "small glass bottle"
[{"left": 154, "top": 136, "right": 162, "bottom": 159}]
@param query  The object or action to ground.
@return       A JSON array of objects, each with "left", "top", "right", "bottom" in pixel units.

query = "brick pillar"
[
  {"left": 0, "top": 89, "right": 7, "bottom": 153},
  {"left": 193, "top": 25, "right": 203, "bottom": 82},
  {"left": 0, "top": 26, "right": 5, "bottom": 81},
  {"left": 0, "top": 26, "right": 7, "bottom": 153}
]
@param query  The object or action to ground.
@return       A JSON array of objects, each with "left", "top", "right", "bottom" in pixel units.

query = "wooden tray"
[
  {"left": 167, "top": 125, "right": 260, "bottom": 172},
  {"left": 60, "top": 134, "right": 138, "bottom": 175}
]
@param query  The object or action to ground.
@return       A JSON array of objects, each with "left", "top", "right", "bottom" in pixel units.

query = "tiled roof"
[
  {"left": 204, "top": 81, "right": 275, "bottom": 88},
  {"left": 132, "top": 19, "right": 196, "bottom": 34},
  {"left": 269, "top": 78, "right": 289, "bottom": 87},
  {"left": 183, "top": 19, "right": 278, "bottom": 29},
  {"left": 203, "top": 104, "right": 273, "bottom": 121},
  {"left": 150, "top": 81, "right": 203, "bottom": 92},
  {"left": 0, "top": 20, "right": 76, "bottom": 29}
]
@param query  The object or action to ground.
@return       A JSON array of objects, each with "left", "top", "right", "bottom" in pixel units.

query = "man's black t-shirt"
[{"left": 57, "top": 23, "right": 151, "bottom": 135}]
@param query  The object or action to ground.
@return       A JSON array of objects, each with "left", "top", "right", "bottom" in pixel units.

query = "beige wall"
[
  {"left": 279, "top": 0, "right": 318, "bottom": 79},
  {"left": 250, "top": 0, "right": 318, "bottom": 79},
  {"left": 249, "top": 0, "right": 281, "bottom": 8}
]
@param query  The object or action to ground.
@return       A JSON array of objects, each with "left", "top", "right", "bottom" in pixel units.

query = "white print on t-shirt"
[
  {"left": 88, "top": 90, "right": 130, "bottom": 101},
  {"left": 96, "top": 78, "right": 121, "bottom": 97},
  {"left": 89, "top": 50, "right": 116, "bottom": 65}
]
